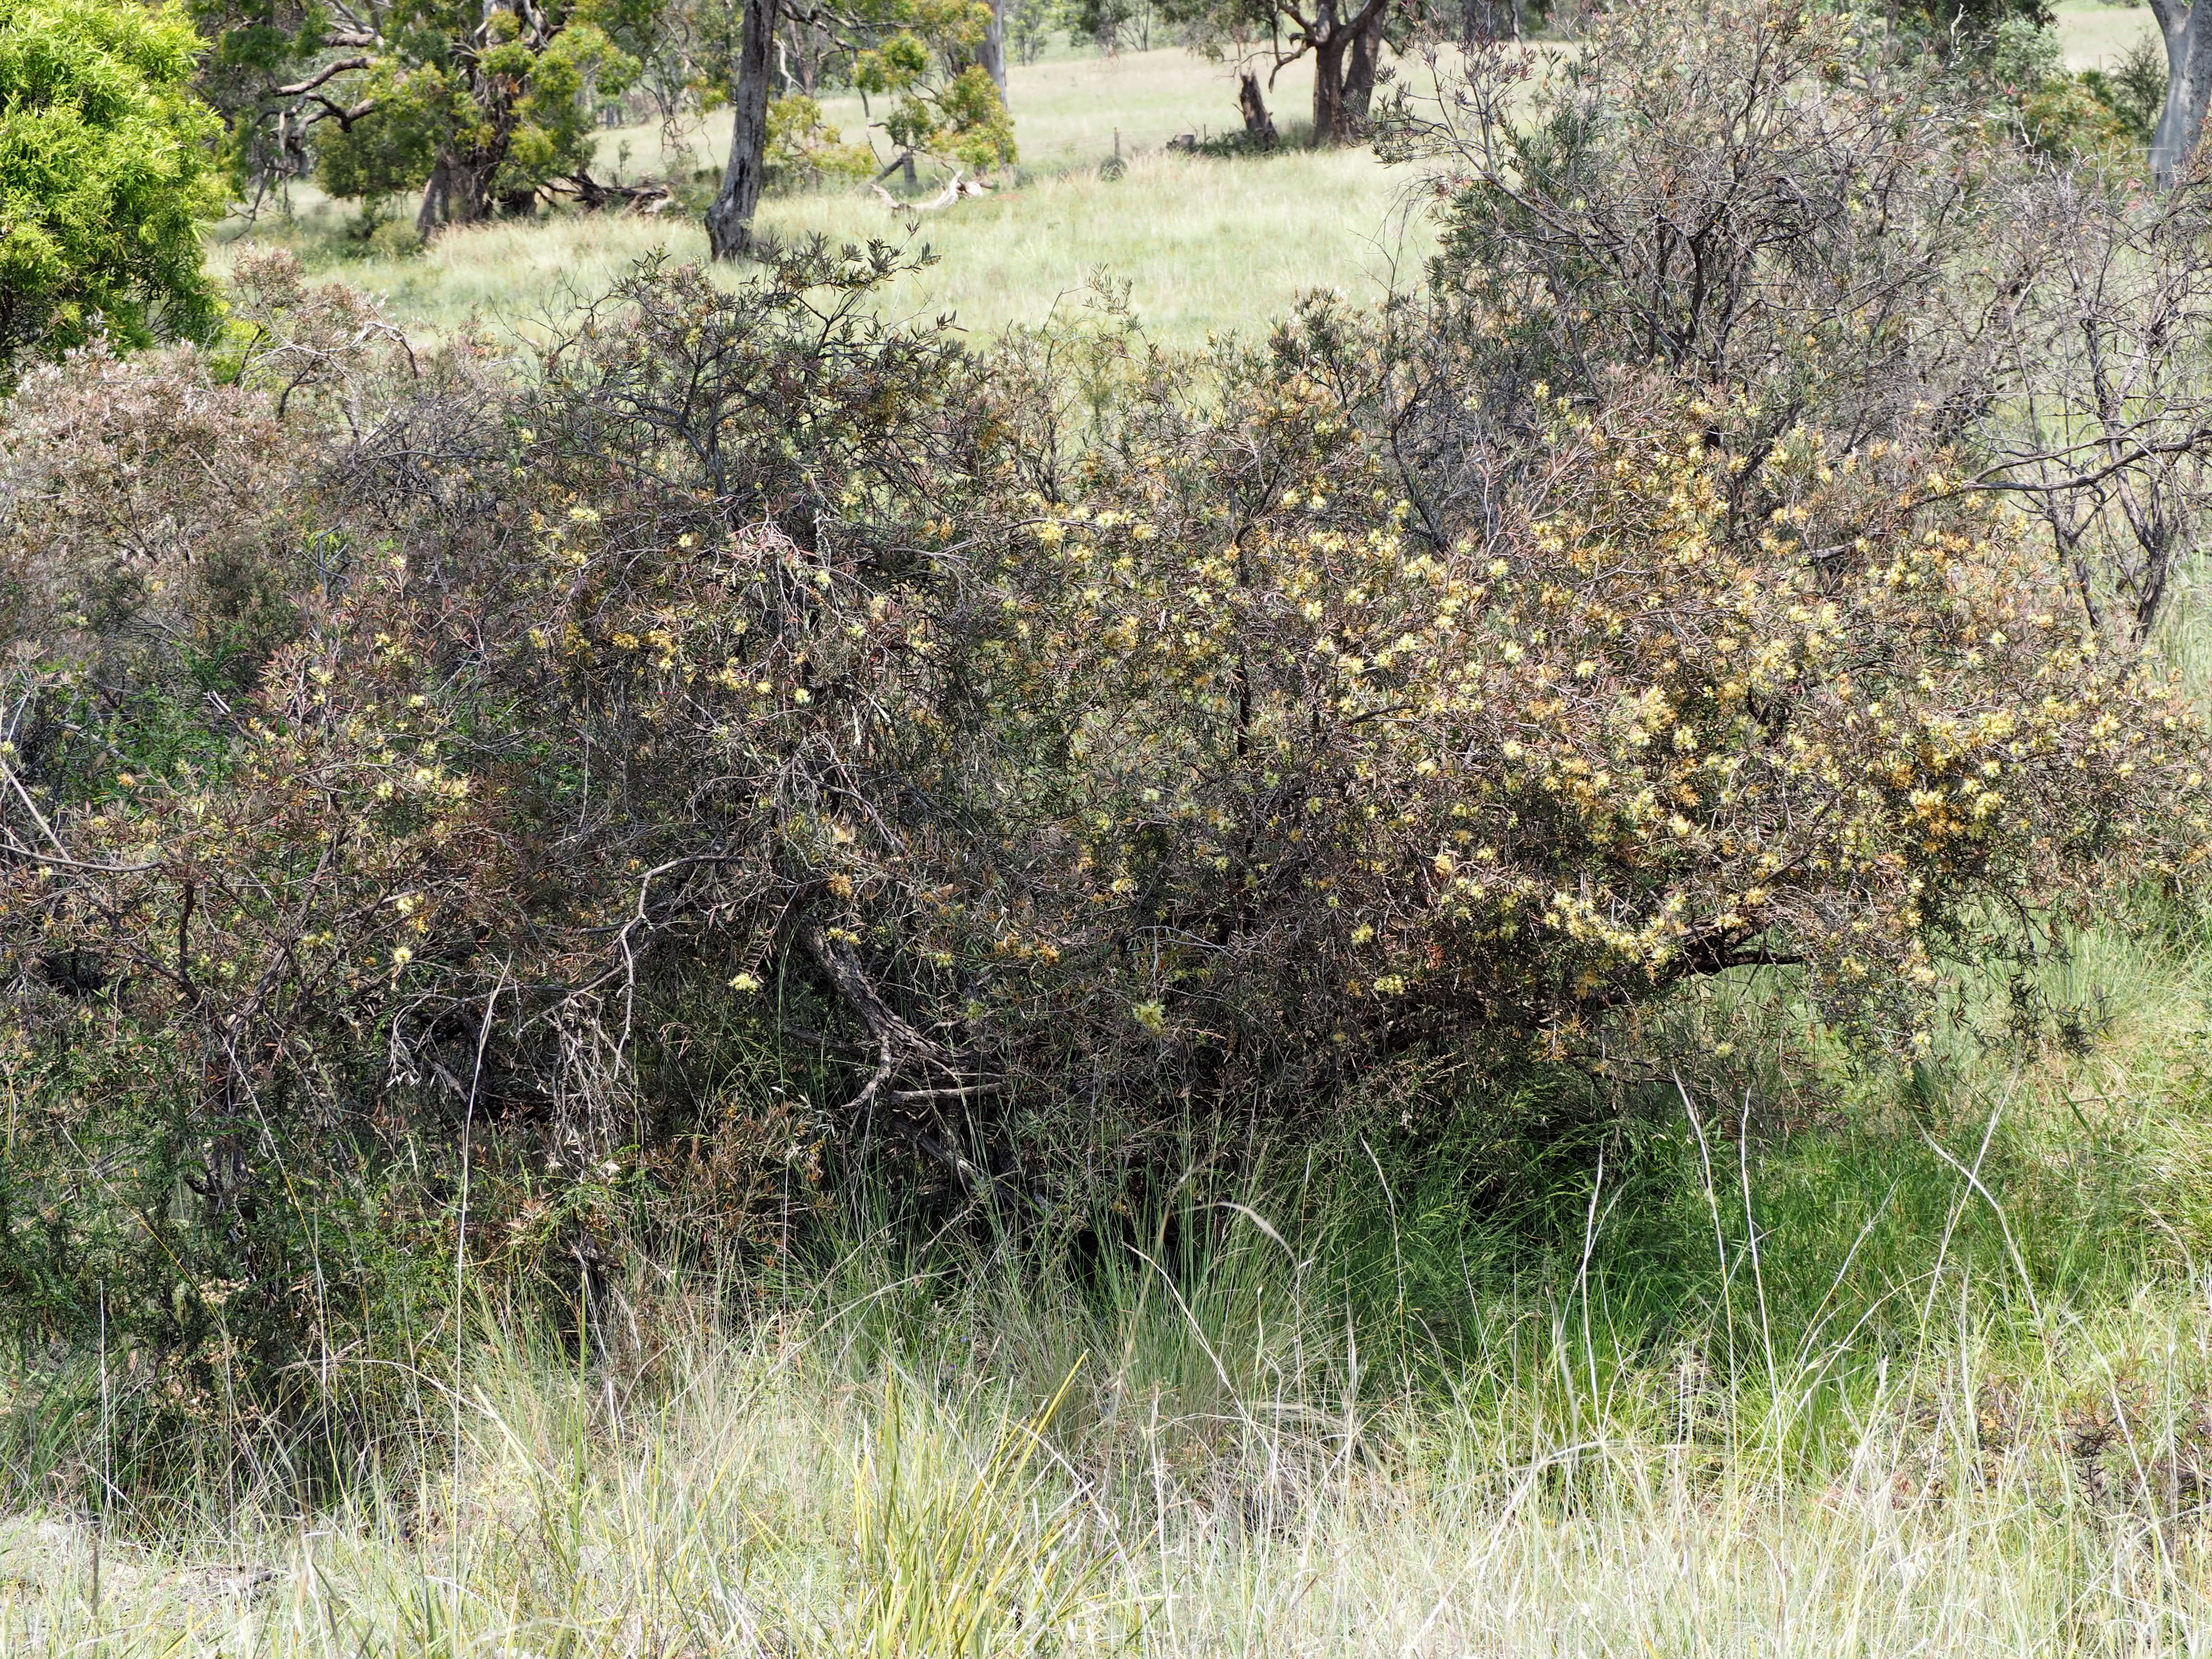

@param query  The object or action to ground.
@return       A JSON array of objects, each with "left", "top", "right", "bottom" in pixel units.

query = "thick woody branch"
[
  {"left": 301, "top": 94, "right": 377, "bottom": 129},
  {"left": 797, "top": 921, "right": 997, "bottom": 1119},
  {"left": 276, "top": 57, "right": 372, "bottom": 96}
]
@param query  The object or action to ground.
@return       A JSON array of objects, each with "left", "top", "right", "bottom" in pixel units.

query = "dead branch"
[{"left": 869, "top": 169, "right": 991, "bottom": 211}]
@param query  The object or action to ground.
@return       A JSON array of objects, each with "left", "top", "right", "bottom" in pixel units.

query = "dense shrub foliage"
[
  {"left": 3, "top": 0, "right": 2210, "bottom": 1465},
  {"left": 0, "top": 0, "right": 222, "bottom": 373}
]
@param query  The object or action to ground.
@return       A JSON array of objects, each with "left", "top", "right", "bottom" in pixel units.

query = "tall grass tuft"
[{"left": 13, "top": 1048, "right": 2212, "bottom": 1654}]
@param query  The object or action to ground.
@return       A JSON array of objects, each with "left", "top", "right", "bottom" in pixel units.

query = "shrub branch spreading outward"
[{"left": 2, "top": 261, "right": 2201, "bottom": 1171}]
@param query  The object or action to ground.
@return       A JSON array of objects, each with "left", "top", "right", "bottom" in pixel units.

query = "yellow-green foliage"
[
  {"left": 0, "top": 0, "right": 221, "bottom": 368},
  {"left": 765, "top": 94, "right": 878, "bottom": 190},
  {"left": 1000, "top": 328, "right": 2207, "bottom": 1058},
  {"left": 856, "top": 5, "right": 1018, "bottom": 173},
  {"left": 311, "top": 0, "right": 649, "bottom": 222}
]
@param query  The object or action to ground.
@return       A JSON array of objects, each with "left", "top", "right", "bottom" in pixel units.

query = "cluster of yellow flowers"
[{"left": 989, "top": 361, "right": 2207, "bottom": 1058}]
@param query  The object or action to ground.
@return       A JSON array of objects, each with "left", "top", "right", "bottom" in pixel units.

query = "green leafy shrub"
[
  {"left": 854, "top": 6, "right": 1016, "bottom": 177},
  {"left": 311, "top": 0, "right": 648, "bottom": 229},
  {"left": 0, "top": 0, "right": 222, "bottom": 373},
  {"left": 1985, "top": 14, "right": 2138, "bottom": 162},
  {"left": 765, "top": 93, "right": 879, "bottom": 191},
  {"left": 2079, "top": 34, "right": 2167, "bottom": 146}
]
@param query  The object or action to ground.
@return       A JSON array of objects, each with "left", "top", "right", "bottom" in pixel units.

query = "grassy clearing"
[
  {"left": 207, "top": 47, "right": 1429, "bottom": 347},
  {"left": 2056, "top": 0, "right": 2160, "bottom": 72},
  {"left": 208, "top": 145, "right": 1426, "bottom": 348},
  {"left": 637, "top": 42, "right": 1343, "bottom": 176},
  {"left": 211, "top": 11, "right": 2149, "bottom": 345}
]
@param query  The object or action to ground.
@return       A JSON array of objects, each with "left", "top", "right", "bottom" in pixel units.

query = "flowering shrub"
[
  {"left": 989, "top": 323, "right": 2208, "bottom": 1071},
  {"left": 1, "top": 156, "right": 2207, "bottom": 1425}
]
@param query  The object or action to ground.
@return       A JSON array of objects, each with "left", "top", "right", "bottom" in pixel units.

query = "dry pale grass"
[
  {"left": 2055, "top": 0, "right": 2160, "bottom": 72},
  {"left": 10, "top": 1212, "right": 2212, "bottom": 1659},
  {"left": 208, "top": 141, "right": 1426, "bottom": 347},
  {"left": 635, "top": 43, "right": 1343, "bottom": 176}
]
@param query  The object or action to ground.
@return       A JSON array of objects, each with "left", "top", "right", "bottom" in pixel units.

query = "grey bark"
[
  {"left": 706, "top": 0, "right": 778, "bottom": 260},
  {"left": 416, "top": 161, "right": 449, "bottom": 239},
  {"left": 979, "top": 0, "right": 1007, "bottom": 100},
  {"left": 417, "top": 153, "right": 501, "bottom": 236},
  {"left": 2150, "top": 0, "right": 2212, "bottom": 188},
  {"left": 1343, "top": 9, "right": 1383, "bottom": 127}
]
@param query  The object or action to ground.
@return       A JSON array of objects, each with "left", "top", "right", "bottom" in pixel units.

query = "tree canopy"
[{"left": 308, "top": 0, "right": 655, "bottom": 232}]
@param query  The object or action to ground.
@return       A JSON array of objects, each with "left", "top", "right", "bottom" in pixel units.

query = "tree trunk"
[
  {"left": 1342, "top": 9, "right": 1383, "bottom": 129},
  {"left": 446, "top": 156, "right": 498, "bottom": 223},
  {"left": 415, "top": 159, "right": 449, "bottom": 239},
  {"left": 980, "top": 0, "right": 1007, "bottom": 99},
  {"left": 2150, "top": 0, "right": 2212, "bottom": 188},
  {"left": 1312, "top": 17, "right": 1349, "bottom": 144},
  {"left": 1308, "top": 0, "right": 1388, "bottom": 145},
  {"left": 787, "top": 13, "right": 818, "bottom": 94},
  {"left": 1238, "top": 70, "right": 1278, "bottom": 147},
  {"left": 707, "top": 0, "right": 778, "bottom": 259},
  {"left": 418, "top": 150, "right": 500, "bottom": 235}
]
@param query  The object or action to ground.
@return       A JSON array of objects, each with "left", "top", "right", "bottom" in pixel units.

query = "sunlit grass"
[
  {"left": 210, "top": 8, "right": 2147, "bottom": 346},
  {"left": 11, "top": 1200, "right": 2212, "bottom": 1657},
  {"left": 207, "top": 46, "right": 1432, "bottom": 348},
  {"left": 2055, "top": 0, "right": 2159, "bottom": 72},
  {"left": 16, "top": 885, "right": 2212, "bottom": 1652},
  {"left": 637, "top": 42, "right": 1342, "bottom": 176}
]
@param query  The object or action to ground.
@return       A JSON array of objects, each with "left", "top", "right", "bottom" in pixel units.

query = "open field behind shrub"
[
  {"left": 207, "top": 48, "right": 1430, "bottom": 346},
  {"left": 2056, "top": 0, "right": 2161, "bottom": 72},
  {"left": 205, "top": 7, "right": 2154, "bottom": 347},
  {"left": 208, "top": 143, "right": 1426, "bottom": 346}
]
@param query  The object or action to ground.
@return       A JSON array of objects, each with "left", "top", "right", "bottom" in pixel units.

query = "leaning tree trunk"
[
  {"left": 707, "top": 0, "right": 778, "bottom": 259},
  {"left": 1238, "top": 70, "right": 1278, "bottom": 147},
  {"left": 415, "top": 159, "right": 451, "bottom": 239},
  {"left": 2150, "top": 0, "right": 2212, "bottom": 187}
]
